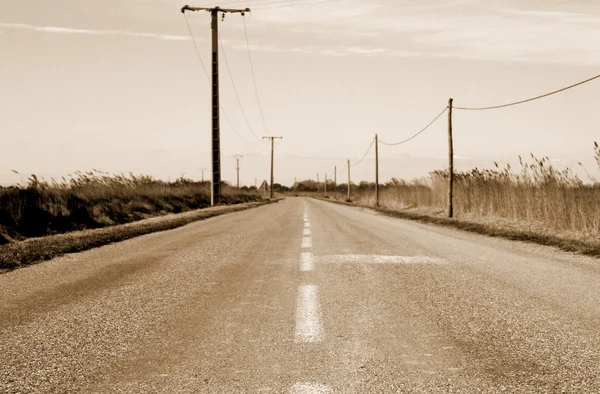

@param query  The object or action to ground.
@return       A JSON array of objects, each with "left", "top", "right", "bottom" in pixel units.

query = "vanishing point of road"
[{"left": 1, "top": 198, "right": 600, "bottom": 393}]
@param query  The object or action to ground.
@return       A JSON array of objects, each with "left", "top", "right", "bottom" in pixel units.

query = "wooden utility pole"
[
  {"left": 448, "top": 98, "right": 454, "bottom": 218},
  {"left": 233, "top": 155, "right": 243, "bottom": 188},
  {"left": 181, "top": 5, "right": 250, "bottom": 206},
  {"left": 347, "top": 159, "right": 351, "bottom": 201},
  {"left": 263, "top": 136, "right": 283, "bottom": 198},
  {"left": 334, "top": 166, "right": 337, "bottom": 199},
  {"left": 317, "top": 173, "right": 320, "bottom": 193},
  {"left": 375, "top": 134, "right": 379, "bottom": 207}
]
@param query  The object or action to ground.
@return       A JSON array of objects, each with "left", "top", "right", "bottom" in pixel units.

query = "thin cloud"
[
  {"left": 246, "top": 0, "right": 600, "bottom": 66},
  {"left": 234, "top": 43, "right": 417, "bottom": 58},
  {"left": 0, "top": 22, "right": 191, "bottom": 41}
]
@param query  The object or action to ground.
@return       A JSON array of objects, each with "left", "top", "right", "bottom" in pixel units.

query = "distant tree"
[
  {"left": 294, "top": 180, "right": 318, "bottom": 192},
  {"left": 273, "top": 183, "right": 290, "bottom": 193}
]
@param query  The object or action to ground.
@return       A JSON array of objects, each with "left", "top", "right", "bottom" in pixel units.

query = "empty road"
[{"left": 1, "top": 198, "right": 600, "bottom": 393}]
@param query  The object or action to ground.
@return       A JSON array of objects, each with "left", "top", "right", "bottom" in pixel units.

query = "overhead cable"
[
  {"left": 219, "top": 34, "right": 261, "bottom": 141},
  {"left": 183, "top": 13, "right": 210, "bottom": 80},
  {"left": 243, "top": 17, "right": 271, "bottom": 136},
  {"left": 253, "top": 0, "right": 350, "bottom": 10},
  {"left": 352, "top": 137, "right": 375, "bottom": 167},
  {"left": 454, "top": 73, "right": 600, "bottom": 111},
  {"left": 216, "top": 0, "right": 307, "bottom": 8},
  {"left": 379, "top": 107, "right": 448, "bottom": 146},
  {"left": 191, "top": 0, "right": 344, "bottom": 10}
]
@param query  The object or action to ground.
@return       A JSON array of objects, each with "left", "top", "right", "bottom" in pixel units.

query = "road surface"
[{"left": 1, "top": 198, "right": 600, "bottom": 393}]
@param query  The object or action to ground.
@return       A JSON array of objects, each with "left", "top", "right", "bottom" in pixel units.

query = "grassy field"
[
  {"left": 0, "top": 171, "right": 262, "bottom": 244},
  {"left": 350, "top": 152, "right": 600, "bottom": 235},
  {"left": 306, "top": 144, "right": 600, "bottom": 253}
]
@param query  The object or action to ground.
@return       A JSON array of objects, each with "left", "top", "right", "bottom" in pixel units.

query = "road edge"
[
  {"left": 0, "top": 199, "right": 283, "bottom": 272},
  {"left": 314, "top": 197, "right": 600, "bottom": 258}
]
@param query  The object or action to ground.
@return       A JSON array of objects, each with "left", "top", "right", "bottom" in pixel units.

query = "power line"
[
  {"left": 182, "top": 12, "right": 248, "bottom": 144},
  {"left": 221, "top": 110, "right": 248, "bottom": 143},
  {"left": 183, "top": 13, "right": 210, "bottom": 80},
  {"left": 243, "top": 16, "right": 271, "bottom": 136},
  {"left": 379, "top": 106, "right": 448, "bottom": 146},
  {"left": 191, "top": 0, "right": 343, "bottom": 9},
  {"left": 210, "top": 0, "right": 307, "bottom": 7},
  {"left": 218, "top": 33, "right": 261, "bottom": 141},
  {"left": 351, "top": 137, "right": 375, "bottom": 167},
  {"left": 454, "top": 72, "right": 600, "bottom": 111},
  {"left": 253, "top": 0, "right": 350, "bottom": 10}
]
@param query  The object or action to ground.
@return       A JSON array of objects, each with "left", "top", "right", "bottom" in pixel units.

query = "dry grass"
[
  {"left": 353, "top": 153, "right": 599, "bottom": 232},
  {"left": 334, "top": 144, "right": 600, "bottom": 253},
  {"left": 0, "top": 170, "right": 262, "bottom": 243}
]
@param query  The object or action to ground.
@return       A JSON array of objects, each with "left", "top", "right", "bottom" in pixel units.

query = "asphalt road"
[{"left": 1, "top": 197, "right": 600, "bottom": 393}]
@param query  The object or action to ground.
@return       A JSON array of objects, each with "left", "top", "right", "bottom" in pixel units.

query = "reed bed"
[
  {"left": 0, "top": 170, "right": 261, "bottom": 243},
  {"left": 348, "top": 151, "right": 600, "bottom": 237}
]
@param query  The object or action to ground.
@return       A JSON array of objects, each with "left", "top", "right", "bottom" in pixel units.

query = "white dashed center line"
[
  {"left": 300, "top": 252, "right": 314, "bottom": 272},
  {"left": 303, "top": 228, "right": 311, "bottom": 236},
  {"left": 294, "top": 285, "right": 323, "bottom": 343},
  {"left": 301, "top": 237, "right": 313, "bottom": 248},
  {"left": 289, "top": 382, "right": 332, "bottom": 393}
]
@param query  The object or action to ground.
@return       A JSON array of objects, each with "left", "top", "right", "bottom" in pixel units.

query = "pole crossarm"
[{"left": 182, "top": 5, "right": 251, "bottom": 14}]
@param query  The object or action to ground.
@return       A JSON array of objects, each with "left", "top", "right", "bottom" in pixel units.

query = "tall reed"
[
  {"left": 349, "top": 148, "right": 600, "bottom": 235},
  {"left": 0, "top": 170, "right": 260, "bottom": 240}
]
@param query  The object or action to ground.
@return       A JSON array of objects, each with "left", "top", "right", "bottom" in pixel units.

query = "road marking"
[
  {"left": 301, "top": 237, "right": 312, "bottom": 248},
  {"left": 289, "top": 383, "right": 332, "bottom": 394},
  {"left": 319, "top": 254, "right": 448, "bottom": 264},
  {"left": 300, "top": 252, "right": 314, "bottom": 272},
  {"left": 304, "top": 222, "right": 311, "bottom": 228},
  {"left": 304, "top": 218, "right": 310, "bottom": 223},
  {"left": 295, "top": 285, "right": 323, "bottom": 343},
  {"left": 303, "top": 228, "right": 311, "bottom": 236}
]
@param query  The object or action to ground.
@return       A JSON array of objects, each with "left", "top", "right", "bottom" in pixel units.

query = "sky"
[{"left": 1, "top": 0, "right": 599, "bottom": 186}]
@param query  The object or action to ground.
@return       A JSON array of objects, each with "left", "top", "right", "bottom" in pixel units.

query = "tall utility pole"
[
  {"left": 233, "top": 155, "right": 243, "bottom": 188},
  {"left": 181, "top": 5, "right": 250, "bottom": 206},
  {"left": 317, "top": 173, "right": 320, "bottom": 193},
  {"left": 347, "top": 159, "right": 351, "bottom": 201},
  {"left": 334, "top": 166, "right": 337, "bottom": 199},
  {"left": 263, "top": 136, "right": 283, "bottom": 198},
  {"left": 375, "top": 133, "right": 379, "bottom": 207},
  {"left": 199, "top": 167, "right": 207, "bottom": 182},
  {"left": 448, "top": 98, "right": 454, "bottom": 218}
]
